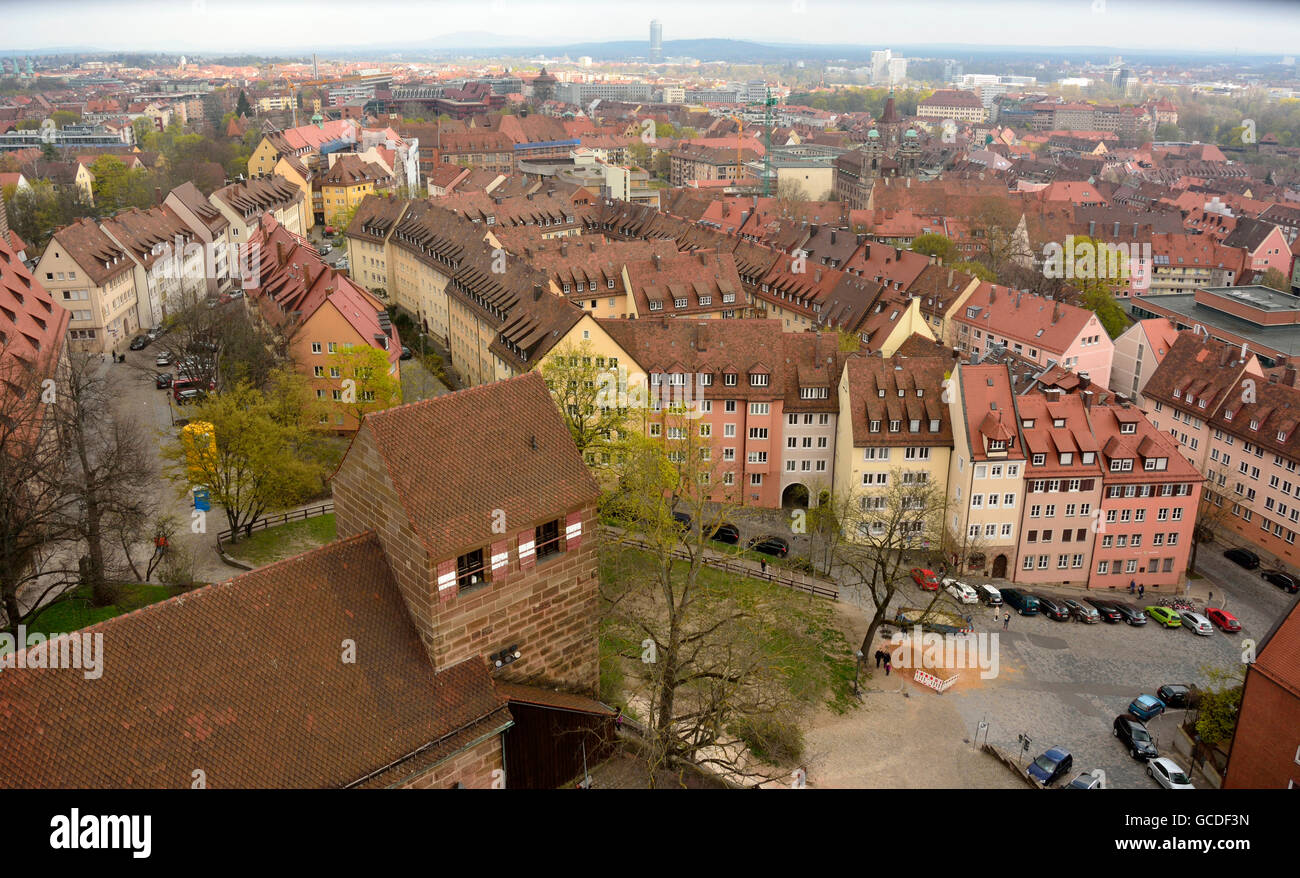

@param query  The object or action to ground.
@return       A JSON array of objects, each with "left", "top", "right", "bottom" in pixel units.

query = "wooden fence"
[
  {"left": 609, "top": 532, "right": 838, "bottom": 600},
  {"left": 215, "top": 503, "right": 334, "bottom": 552}
]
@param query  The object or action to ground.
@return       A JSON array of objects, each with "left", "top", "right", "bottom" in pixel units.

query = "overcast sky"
[{"left": 2, "top": 0, "right": 1298, "bottom": 55}]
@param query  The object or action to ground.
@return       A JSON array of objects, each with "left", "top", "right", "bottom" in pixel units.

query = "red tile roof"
[
  {"left": 0, "top": 532, "right": 508, "bottom": 788},
  {"left": 353, "top": 372, "right": 600, "bottom": 561}
]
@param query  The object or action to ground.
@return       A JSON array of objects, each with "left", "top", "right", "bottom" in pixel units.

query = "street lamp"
[{"left": 853, "top": 649, "right": 864, "bottom": 697}]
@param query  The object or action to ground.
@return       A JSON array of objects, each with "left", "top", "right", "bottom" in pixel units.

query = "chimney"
[
  {"left": 154, "top": 186, "right": 163, "bottom": 205},
  {"left": 1113, "top": 221, "right": 1121, "bottom": 237},
  {"left": 699, "top": 251, "right": 708, "bottom": 266},
  {"left": 1052, "top": 303, "right": 1062, "bottom": 324},
  {"left": 864, "top": 244, "right": 871, "bottom": 260},
  {"left": 1132, "top": 222, "right": 1139, "bottom": 237},
  {"left": 989, "top": 285, "right": 997, "bottom": 301},
  {"left": 276, "top": 241, "right": 286, "bottom": 265},
  {"left": 815, "top": 268, "right": 822, "bottom": 283},
  {"left": 856, "top": 233, "right": 865, "bottom": 246},
  {"left": 1078, "top": 371, "right": 1091, "bottom": 389},
  {"left": 895, "top": 247, "right": 903, "bottom": 261},
  {"left": 830, "top": 229, "right": 837, "bottom": 245},
  {"left": 560, "top": 241, "right": 568, "bottom": 256},
  {"left": 947, "top": 269, "right": 954, "bottom": 286},
  {"left": 1219, "top": 345, "right": 1232, "bottom": 367},
  {"left": 1287, "top": 365, "right": 1298, "bottom": 388},
  {"left": 1082, "top": 389, "right": 1094, "bottom": 409},
  {"left": 653, "top": 253, "right": 661, "bottom": 271},
  {"left": 533, "top": 282, "right": 543, "bottom": 301},
  {"left": 1088, "top": 220, "right": 1096, "bottom": 236}
]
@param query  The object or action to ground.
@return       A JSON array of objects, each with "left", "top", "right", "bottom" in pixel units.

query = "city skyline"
[{"left": 2, "top": 0, "right": 1299, "bottom": 56}]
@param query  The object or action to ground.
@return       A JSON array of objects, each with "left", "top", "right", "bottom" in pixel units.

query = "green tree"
[
  {"left": 1195, "top": 664, "right": 1245, "bottom": 747},
  {"left": 540, "top": 341, "right": 630, "bottom": 478},
  {"left": 162, "top": 382, "right": 326, "bottom": 542},
  {"left": 911, "top": 232, "right": 958, "bottom": 263},
  {"left": 235, "top": 90, "right": 252, "bottom": 119},
  {"left": 951, "top": 260, "right": 995, "bottom": 282},
  {"left": 1260, "top": 267, "right": 1290, "bottom": 292},
  {"left": 327, "top": 344, "right": 403, "bottom": 429},
  {"left": 51, "top": 110, "right": 80, "bottom": 127}
]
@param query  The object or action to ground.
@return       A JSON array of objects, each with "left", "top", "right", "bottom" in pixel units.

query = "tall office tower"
[
  {"left": 650, "top": 20, "right": 663, "bottom": 62},
  {"left": 870, "top": 49, "right": 892, "bottom": 85}
]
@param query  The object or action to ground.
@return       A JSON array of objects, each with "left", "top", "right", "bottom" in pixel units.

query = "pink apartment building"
[
  {"left": 952, "top": 283, "right": 1115, "bottom": 389},
  {"left": 1091, "top": 403, "right": 1202, "bottom": 590},
  {"left": 1015, "top": 392, "right": 1105, "bottom": 586}
]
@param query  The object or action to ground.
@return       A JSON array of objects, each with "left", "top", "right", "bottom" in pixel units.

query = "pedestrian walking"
[
  {"left": 1208, "top": 590, "right": 1213, "bottom": 605},
  {"left": 1003, "top": 613, "right": 1010, "bottom": 631},
  {"left": 1129, "top": 579, "right": 1136, "bottom": 594},
  {"left": 874, "top": 649, "right": 884, "bottom": 668},
  {"left": 614, "top": 708, "right": 623, "bottom": 731},
  {"left": 760, "top": 559, "right": 767, "bottom": 575},
  {"left": 884, "top": 657, "right": 892, "bottom": 676},
  {"left": 1138, "top": 584, "right": 1145, "bottom": 599}
]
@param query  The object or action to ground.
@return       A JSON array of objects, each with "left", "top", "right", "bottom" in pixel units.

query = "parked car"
[
  {"left": 226, "top": 289, "right": 244, "bottom": 300},
  {"left": 155, "top": 372, "right": 173, "bottom": 389},
  {"left": 910, "top": 568, "right": 940, "bottom": 590},
  {"left": 1206, "top": 607, "right": 1241, "bottom": 633},
  {"left": 1156, "top": 684, "right": 1200, "bottom": 710},
  {"left": 943, "top": 578, "right": 979, "bottom": 604},
  {"left": 1146, "top": 757, "right": 1194, "bottom": 789},
  {"left": 155, "top": 351, "right": 172, "bottom": 366},
  {"left": 1110, "top": 601, "right": 1148, "bottom": 626},
  {"left": 670, "top": 510, "right": 692, "bottom": 532},
  {"left": 975, "top": 583, "right": 1003, "bottom": 606},
  {"left": 146, "top": 325, "right": 163, "bottom": 341},
  {"left": 1033, "top": 593, "right": 1071, "bottom": 621},
  {"left": 1027, "top": 747, "right": 1074, "bottom": 786},
  {"left": 1062, "top": 598, "right": 1100, "bottom": 623},
  {"left": 1223, "top": 547, "right": 1260, "bottom": 569},
  {"left": 318, "top": 243, "right": 332, "bottom": 256},
  {"left": 1262, "top": 569, "right": 1300, "bottom": 593},
  {"left": 175, "top": 388, "right": 204, "bottom": 405},
  {"left": 709, "top": 523, "right": 740, "bottom": 545},
  {"left": 748, "top": 536, "right": 789, "bottom": 558},
  {"left": 1128, "top": 694, "right": 1166, "bottom": 721},
  {"left": 1086, "top": 598, "right": 1123, "bottom": 623},
  {"left": 1178, "top": 611, "right": 1215, "bottom": 636},
  {"left": 400, "top": 345, "right": 413, "bottom": 360},
  {"left": 1145, "top": 606, "right": 1182, "bottom": 628},
  {"left": 129, "top": 335, "right": 150, "bottom": 350},
  {"left": 1000, "top": 588, "right": 1040, "bottom": 615},
  {"left": 1066, "top": 771, "right": 1103, "bottom": 789},
  {"left": 1113, "top": 713, "right": 1158, "bottom": 761}
]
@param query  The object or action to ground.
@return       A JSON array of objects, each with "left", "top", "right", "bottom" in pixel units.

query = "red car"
[
  {"left": 1205, "top": 607, "right": 1241, "bottom": 633},
  {"left": 910, "top": 567, "right": 940, "bottom": 590}
]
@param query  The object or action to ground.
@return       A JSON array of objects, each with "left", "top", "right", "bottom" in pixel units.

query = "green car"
[{"left": 1145, "top": 606, "right": 1182, "bottom": 628}]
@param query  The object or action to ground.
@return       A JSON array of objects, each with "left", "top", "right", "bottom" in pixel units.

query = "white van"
[{"left": 942, "top": 578, "right": 980, "bottom": 604}]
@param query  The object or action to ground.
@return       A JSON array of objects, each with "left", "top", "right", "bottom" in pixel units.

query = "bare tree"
[
  {"left": 601, "top": 406, "right": 814, "bottom": 786},
  {"left": 830, "top": 470, "right": 951, "bottom": 659},
  {"left": 54, "top": 352, "right": 156, "bottom": 605},
  {"left": 0, "top": 345, "right": 80, "bottom": 634}
]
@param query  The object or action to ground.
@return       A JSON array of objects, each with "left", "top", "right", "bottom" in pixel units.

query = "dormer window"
[
  {"left": 750, "top": 372, "right": 769, "bottom": 387},
  {"left": 1059, "top": 452, "right": 1073, "bottom": 465},
  {"left": 909, "top": 419, "right": 920, "bottom": 432},
  {"left": 1052, "top": 418, "right": 1065, "bottom": 428},
  {"left": 877, "top": 388, "right": 886, "bottom": 398},
  {"left": 699, "top": 373, "right": 713, "bottom": 386},
  {"left": 724, "top": 372, "right": 738, "bottom": 386},
  {"left": 889, "top": 419, "right": 901, "bottom": 432},
  {"left": 1032, "top": 453, "right": 1046, "bottom": 466},
  {"left": 1185, "top": 394, "right": 1194, "bottom": 405},
  {"left": 1173, "top": 388, "right": 1181, "bottom": 398},
  {"left": 1081, "top": 452, "right": 1095, "bottom": 464},
  {"left": 929, "top": 419, "right": 940, "bottom": 432},
  {"left": 1022, "top": 419, "right": 1035, "bottom": 429},
  {"left": 1250, "top": 419, "right": 1259, "bottom": 431},
  {"left": 869, "top": 419, "right": 881, "bottom": 432},
  {"left": 1120, "top": 423, "right": 1136, "bottom": 435},
  {"left": 1278, "top": 430, "right": 1288, "bottom": 442},
  {"left": 1225, "top": 409, "right": 1234, "bottom": 421},
  {"left": 1199, "top": 399, "right": 1207, "bottom": 409},
  {"left": 989, "top": 440, "right": 1007, "bottom": 451}
]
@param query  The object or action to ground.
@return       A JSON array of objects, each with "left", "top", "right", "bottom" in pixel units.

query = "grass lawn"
[
  {"left": 599, "top": 546, "right": 856, "bottom": 718},
  {"left": 223, "top": 513, "right": 337, "bottom": 567},
  {"left": 11, "top": 582, "right": 181, "bottom": 647}
]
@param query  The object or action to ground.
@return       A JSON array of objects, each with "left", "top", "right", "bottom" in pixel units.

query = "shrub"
[{"left": 731, "top": 715, "right": 805, "bottom": 767}]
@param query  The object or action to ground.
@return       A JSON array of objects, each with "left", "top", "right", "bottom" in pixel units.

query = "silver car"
[{"left": 1178, "top": 610, "right": 1215, "bottom": 636}]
